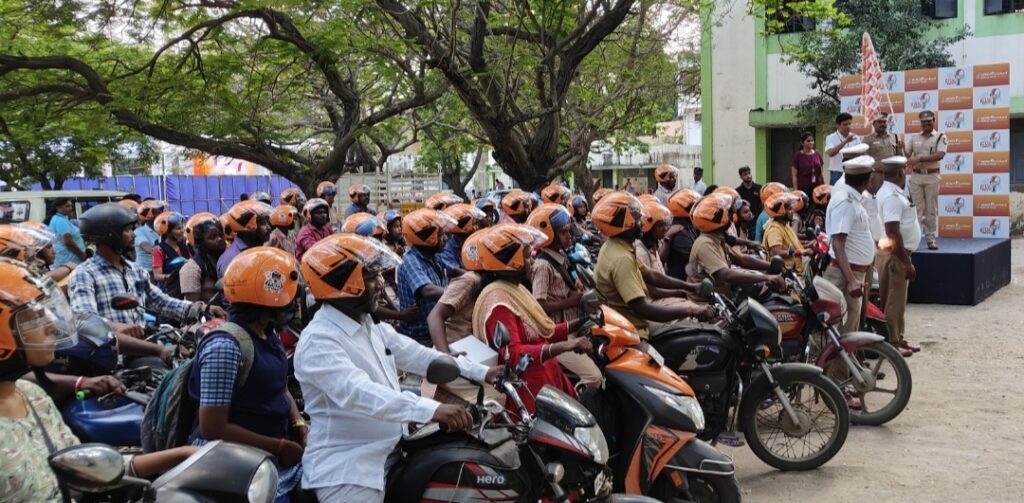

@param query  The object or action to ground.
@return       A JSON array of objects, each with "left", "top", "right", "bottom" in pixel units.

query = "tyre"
[
  {"left": 825, "top": 341, "right": 912, "bottom": 426},
  {"left": 652, "top": 472, "right": 741, "bottom": 503},
  {"left": 740, "top": 373, "right": 849, "bottom": 471}
]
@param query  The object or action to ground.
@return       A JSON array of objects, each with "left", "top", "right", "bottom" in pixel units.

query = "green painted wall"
[
  {"left": 975, "top": 1, "right": 1024, "bottom": 37},
  {"left": 700, "top": 2, "right": 715, "bottom": 183}
]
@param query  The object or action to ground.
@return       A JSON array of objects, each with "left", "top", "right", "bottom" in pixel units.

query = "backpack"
[{"left": 140, "top": 322, "right": 255, "bottom": 453}]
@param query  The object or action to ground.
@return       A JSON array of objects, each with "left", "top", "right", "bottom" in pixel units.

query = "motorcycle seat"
[
  {"left": 650, "top": 320, "right": 726, "bottom": 340},
  {"left": 401, "top": 424, "right": 513, "bottom": 452}
]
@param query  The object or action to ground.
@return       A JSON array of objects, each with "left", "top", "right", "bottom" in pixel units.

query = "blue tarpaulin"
[{"left": 34, "top": 175, "right": 300, "bottom": 215}]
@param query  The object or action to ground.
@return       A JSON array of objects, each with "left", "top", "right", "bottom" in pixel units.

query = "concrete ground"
[{"left": 725, "top": 238, "right": 1024, "bottom": 503}]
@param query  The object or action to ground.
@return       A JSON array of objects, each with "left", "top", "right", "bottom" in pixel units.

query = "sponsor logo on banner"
[
  {"left": 905, "top": 69, "right": 938, "bottom": 91},
  {"left": 973, "top": 108, "right": 1010, "bottom": 130},
  {"left": 974, "top": 86, "right": 1008, "bottom": 108},
  {"left": 939, "top": 195, "right": 972, "bottom": 216},
  {"left": 939, "top": 110, "right": 972, "bottom": 131},
  {"left": 941, "top": 153, "right": 972, "bottom": 173},
  {"left": 905, "top": 114, "right": 922, "bottom": 133},
  {"left": 839, "top": 75, "right": 862, "bottom": 96},
  {"left": 945, "top": 131, "right": 973, "bottom": 153},
  {"left": 908, "top": 91, "right": 939, "bottom": 111},
  {"left": 939, "top": 174, "right": 973, "bottom": 195},
  {"left": 973, "top": 63, "right": 1010, "bottom": 87},
  {"left": 937, "top": 88, "right": 972, "bottom": 110},
  {"left": 883, "top": 72, "right": 904, "bottom": 92},
  {"left": 973, "top": 152, "right": 1010, "bottom": 173},
  {"left": 840, "top": 96, "right": 862, "bottom": 115},
  {"left": 974, "top": 217, "right": 1008, "bottom": 238},
  {"left": 973, "top": 130, "right": 1009, "bottom": 152},
  {"left": 973, "top": 195, "right": 1010, "bottom": 217},
  {"left": 974, "top": 173, "right": 1009, "bottom": 194},
  {"left": 938, "top": 216, "right": 973, "bottom": 238},
  {"left": 851, "top": 116, "right": 872, "bottom": 136},
  {"left": 881, "top": 93, "right": 904, "bottom": 113},
  {"left": 888, "top": 114, "right": 905, "bottom": 134},
  {"left": 939, "top": 67, "right": 972, "bottom": 88}
]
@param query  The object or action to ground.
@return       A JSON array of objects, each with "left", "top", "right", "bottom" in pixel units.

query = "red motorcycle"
[{"left": 804, "top": 231, "right": 890, "bottom": 340}]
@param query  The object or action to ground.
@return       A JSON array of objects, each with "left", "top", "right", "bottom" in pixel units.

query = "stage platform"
[{"left": 908, "top": 238, "right": 1011, "bottom": 306}]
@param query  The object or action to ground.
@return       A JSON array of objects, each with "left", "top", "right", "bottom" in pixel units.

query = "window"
[
  {"left": 985, "top": 0, "right": 1024, "bottom": 14},
  {"left": 0, "top": 201, "right": 31, "bottom": 223},
  {"left": 922, "top": 0, "right": 958, "bottom": 18},
  {"left": 771, "top": 0, "right": 816, "bottom": 33}
]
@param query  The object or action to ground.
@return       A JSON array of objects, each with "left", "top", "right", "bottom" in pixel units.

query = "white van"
[{"left": 0, "top": 190, "right": 128, "bottom": 224}]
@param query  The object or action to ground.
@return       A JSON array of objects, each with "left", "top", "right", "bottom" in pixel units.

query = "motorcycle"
[
  {"left": 804, "top": 230, "right": 891, "bottom": 341},
  {"left": 48, "top": 440, "right": 279, "bottom": 502},
  {"left": 385, "top": 342, "right": 658, "bottom": 503},
  {"left": 761, "top": 266, "right": 913, "bottom": 426},
  {"left": 650, "top": 280, "right": 850, "bottom": 471},
  {"left": 573, "top": 281, "right": 741, "bottom": 502}
]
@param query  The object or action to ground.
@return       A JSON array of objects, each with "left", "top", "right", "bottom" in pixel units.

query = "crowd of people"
[{"left": 0, "top": 112, "right": 934, "bottom": 500}]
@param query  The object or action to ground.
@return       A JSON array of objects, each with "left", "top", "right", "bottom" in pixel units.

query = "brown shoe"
[
  {"left": 894, "top": 345, "right": 913, "bottom": 358},
  {"left": 927, "top": 241, "right": 938, "bottom": 250},
  {"left": 897, "top": 340, "right": 921, "bottom": 353},
  {"left": 844, "top": 391, "right": 863, "bottom": 410}
]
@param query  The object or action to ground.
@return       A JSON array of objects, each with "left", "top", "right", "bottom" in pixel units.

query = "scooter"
[
  {"left": 48, "top": 440, "right": 279, "bottom": 502},
  {"left": 650, "top": 280, "right": 850, "bottom": 471}
]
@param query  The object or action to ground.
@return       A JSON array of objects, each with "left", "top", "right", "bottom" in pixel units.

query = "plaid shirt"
[
  {"left": 397, "top": 246, "right": 448, "bottom": 342},
  {"left": 69, "top": 255, "right": 192, "bottom": 325}
]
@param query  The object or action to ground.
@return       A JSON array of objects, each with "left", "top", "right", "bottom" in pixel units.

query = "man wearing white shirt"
[
  {"left": 876, "top": 156, "right": 922, "bottom": 356},
  {"left": 824, "top": 113, "right": 862, "bottom": 185},
  {"left": 824, "top": 155, "right": 876, "bottom": 336},
  {"left": 294, "top": 234, "right": 498, "bottom": 502}
]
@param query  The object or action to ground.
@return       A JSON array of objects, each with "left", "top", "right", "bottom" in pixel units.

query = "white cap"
[
  {"left": 843, "top": 155, "right": 875, "bottom": 175},
  {"left": 840, "top": 143, "right": 869, "bottom": 157},
  {"left": 881, "top": 155, "right": 908, "bottom": 166}
]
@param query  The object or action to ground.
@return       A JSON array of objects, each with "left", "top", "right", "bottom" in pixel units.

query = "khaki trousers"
[
  {"left": 909, "top": 173, "right": 940, "bottom": 242},
  {"left": 558, "top": 333, "right": 603, "bottom": 388},
  {"left": 823, "top": 265, "right": 867, "bottom": 335},
  {"left": 875, "top": 251, "right": 909, "bottom": 343}
]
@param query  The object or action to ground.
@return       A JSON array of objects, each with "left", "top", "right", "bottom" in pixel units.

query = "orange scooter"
[{"left": 576, "top": 285, "right": 740, "bottom": 503}]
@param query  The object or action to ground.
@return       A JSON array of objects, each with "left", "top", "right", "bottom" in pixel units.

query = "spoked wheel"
[
  {"left": 741, "top": 374, "right": 849, "bottom": 471},
  {"left": 825, "top": 341, "right": 912, "bottom": 426}
]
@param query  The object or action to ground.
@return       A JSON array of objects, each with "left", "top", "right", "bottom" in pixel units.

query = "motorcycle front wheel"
[
  {"left": 740, "top": 374, "right": 849, "bottom": 471},
  {"left": 652, "top": 472, "right": 741, "bottom": 503},
  {"left": 825, "top": 341, "right": 912, "bottom": 426}
]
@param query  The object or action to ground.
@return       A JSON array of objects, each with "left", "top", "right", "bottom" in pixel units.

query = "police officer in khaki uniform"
[
  {"left": 905, "top": 110, "right": 947, "bottom": 250},
  {"left": 862, "top": 113, "right": 903, "bottom": 171}
]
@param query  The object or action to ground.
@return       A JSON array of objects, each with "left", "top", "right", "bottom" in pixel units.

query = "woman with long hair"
[
  {"left": 180, "top": 219, "right": 226, "bottom": 304},
  {"left": 153, "top": 211, "right": 193, "bottom": 297},
  {"left": 791, "top": 131, "right": 826, "bottom": 193}
]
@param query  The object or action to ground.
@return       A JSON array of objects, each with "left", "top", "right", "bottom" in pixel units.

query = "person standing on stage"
[
  {"left": 862, "top": 113, "right": 903, "bottom": 171},
  {"left": 876, "top": 156, "right": 922, "bottom": 356},
  {"left": 824, "top": 113, "right": 862, "bottom": 185},
  {"left": 905, "top": 110, "right": 946, "bottom": 250}
]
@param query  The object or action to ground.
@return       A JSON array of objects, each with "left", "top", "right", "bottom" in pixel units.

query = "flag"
[{"left": 860, "top": 32, "right": 886, "bottom": 124}]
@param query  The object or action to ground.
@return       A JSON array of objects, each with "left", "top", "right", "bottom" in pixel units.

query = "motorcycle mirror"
[
  {"left": 768, "top": 256, "right": 785, "bottom": 275},
  {"left": 110, "top": 295, "right": 140, "bottom": 311},
  {"left": 492, "top": 321, "right": 511, "bottom": 349},
  {"left": 699, "top": 279, "right": 714, "bottom": 300},
  {"left": 574, "top": 263, "right": 596, "bottom": 290},
  {"left": 426, "top": 356, "right": 461, "bottom": 385},
  {"left": 213, "top": 279, "right": 224, "bottom": 292},
  {"left": 49, "top": 444, "right": 125, "bottom": 489},
  {"left": 165, "top": 256, "right": 188, "bottom": 275},
  {"left": 580, "top": 290, "right": 601, "bottom": 317},
  {"left": 787, "top": 245, "right": 796, "bottom": 258}
]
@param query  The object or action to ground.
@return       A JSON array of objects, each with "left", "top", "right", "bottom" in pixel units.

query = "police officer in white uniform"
[
  {"left": 824, "top": 154, "right": 876, "bottom": 336},
  {"left": 876, "top": 155, "right": 922, "bottom": 356}
]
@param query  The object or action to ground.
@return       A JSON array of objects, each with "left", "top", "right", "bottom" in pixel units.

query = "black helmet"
[{"left": 80, "top": 202, "right": 137, "bottom": 252}]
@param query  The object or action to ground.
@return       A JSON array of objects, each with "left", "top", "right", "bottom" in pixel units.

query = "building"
[{"left": 700, "top": 0, "right": 1024, "bottom": 188}]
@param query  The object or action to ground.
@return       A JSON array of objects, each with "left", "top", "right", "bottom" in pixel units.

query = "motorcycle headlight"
[
  {"left": 573, "top": 424, "right": 609, "bottom": 465},
  {"left": 247, "top": 459, "right": 278, "bottom": 503},
  {"left": 644, "top": 385, "right": 705, "bottom": 432}
]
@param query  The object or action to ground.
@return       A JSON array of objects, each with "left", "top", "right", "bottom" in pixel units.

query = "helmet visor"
[
  {"left": 13, "top": 278, "right": 77, "bottom": 350},
  {"left": 488, "top": 223, "right": 549, "bottom": 250},
  {"left": 350, "top": 235, "right": 403, "bottom": 275}
]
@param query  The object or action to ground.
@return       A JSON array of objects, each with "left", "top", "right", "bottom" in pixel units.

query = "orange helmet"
[
  {"left": 0, "top": 258, "right": 77, "bottom": 372},
  {"left": 153, "top": 211, "right": 186, "bottom": 236},
  {"left": 302, "top": 198, "right": 331, "bottom": 221},
  {"left": 280, "top": 187, "right": 307, "bottom": 209},
  {"left": 638, "top": 194, "right": 659, "bottom": 204},
  {"left": 301, "top": 233, "right": 401, "bottom": 301},
  {"left": 592, "top": 188, "right": 612, "bottom": 203},
  {"left": 402, "top": 208, "right": 456, "bottom": 247},
  {"left": 425, "top": 192, "right": 464, "bottom": 211},
  {"left": 461, "top": 224, "right": 547, "bottom": 273},
  {"left": 812, "top": 184, "right": 832, "bottom": 207},
  {"left": 316, "top": 181, "right": 337, "bottom": 198},
  {"left": 713, "top": 186, "right": 741, "bottom": 208},
  {"left": 250, "top": 191, "right": 272, "bottom": 205},
  {"left": 222, "top": 247, "right": 299, "bottom": 307},
  {"left": 443, "top": 203, "right": 486, "bottom": 235},
  {"left": 118, "top": 199, "right": 140, "bottom": 210},
  {"left": 640, "top": 199, "right": 672, "bottom": 233},
  {"left": 526, "top": 203, "right": 573, "bottom": 248},
  {"left": 655, "top": 164, "right": 679, "bottom": 183},
  {"left": 137, "top": 200, "right": 166, "bottom": 222},
  {"left": 224, "top": 200, "right": 273, "bottom": 234},
  {"left": 592, "top": 192, "right": 645, "bottom": 238},
  {"left": 270, "top": 205, "right": 297, "bottom": 229},
  {"left": 220, "top": 214, "right": 235, "bottom": 244},
  {"left": 540, "top": 184, "right": 571, "bottom": 205},
  {"left": 185, "top": 213, "right": 218, "bottom": 246},
  {"left": 0, "top": 225, "right": 53, "bottom": 262},
  {"left": 791, "top": 190, "right": 809, "bottom": 213},
  {"left": 342, "top": 213, "right": 386, "bottom": 238},
  {"left": 667, "top": 188, "right": 702, "bottom": 219},
  {"left": 500, "top": 190, "right": 533, "bottom": 219},
  {"left": 691, "top": 193, "right": 734, "bottom": 233},
  {"left": 765, "top": 192, "right": 798, "bottom": 218},
  {"left": 760, "top": 182, "right": 788, "bottom": 206},
  {"left": 348, "top": 183, "right": 370, "bottom": 201}
]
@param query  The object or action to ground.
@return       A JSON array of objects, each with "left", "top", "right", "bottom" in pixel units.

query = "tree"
[
  {"left": 0, "top": 0, "right": 444, "bottom": 193},
  {"left": 376, "top": 0, "right": 691, "bottom": 191},
  {"left": 414, "top": 94, "right": 487, "bottom": 200}
]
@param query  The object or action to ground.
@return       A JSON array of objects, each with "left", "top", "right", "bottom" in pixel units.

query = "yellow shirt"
[
  {"left": 762, "top": 220, "right": 804, "bottom": 273},
  {"left": 688, "top": 232, "right": 743, "bottom": 297},
  {"left": 595, "top": 237, "right": 650, "bottom": 338}
]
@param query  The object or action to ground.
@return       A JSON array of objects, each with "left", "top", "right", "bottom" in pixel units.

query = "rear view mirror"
[
  {"left": 49, "top": 444, "right": 125, "bottom": 491},
  {"left": 165, "top": 257, "right": 188, "bottom": 275},
  {"left": 111, "top": 295, "right": 140, "bottom": 311},
  {"left": 213, "top": 279, "right": 224, "bottom": 292},
  {"left": 426, "top": 356, "right": 461, "bottom": 385},
  {"left": 574, "top": 264, "right": 596, "bottom": 290},
  {"left": 580, "top": 290, "right": 601, "bottom": 317},
  {"left": 699, "top": 279, "right": 714, "bottom": 300},
  {"left": 768, "top": 256, "right": 785, "bottom": 275},
  {"left": 492, "top": 321, "right": 511, "bottom": 349}
]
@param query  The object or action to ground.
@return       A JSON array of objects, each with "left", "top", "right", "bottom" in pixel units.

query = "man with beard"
[
  {"left": 217, "top": 201, "right": 273, "bottom": 277},
  {"left": 397, "top": 209, "right": 455, "bottom": 345}
]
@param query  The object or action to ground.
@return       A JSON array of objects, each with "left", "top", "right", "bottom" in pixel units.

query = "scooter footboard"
[{"left": 664, "top": 439, "right": 735, "bottom": 476}]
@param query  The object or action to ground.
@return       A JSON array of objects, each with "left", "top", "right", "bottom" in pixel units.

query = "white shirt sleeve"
[
  {"left": 832, "top": 200, "right": 855, "bottom": 235},
  {"left": 879, "top": 193, "right": 903, "bottom": 224},
  {"left": 825, "top": 132, "right": 841, "bottom": 151},
  {"left": 382, "top": 323, "right": 490, "bottom": 383}
]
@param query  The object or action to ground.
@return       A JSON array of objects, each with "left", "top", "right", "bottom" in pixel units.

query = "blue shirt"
[
  {"left": 754, "top": 210, "right": 771, "bottom": 243},
  {"left": 438, "top": 236, "right": 464, "bottom": 272},
  {"left": 397, "top": 246, "right": 448, "bottom": 343},
  {"left": 344, "top": 203, "right": 370, "bottom": 218},
  {"left": 49, "top": 213, "right": 84, "bottom": 268},
  {"left": 216, "top": 239, "right": 250, "bottom": 278},
  {"left": 134, "top": 224, "right": 160, "bottom": 271},
  {"left": 68, "top": 254, "right": 192, "bottom": 325}
]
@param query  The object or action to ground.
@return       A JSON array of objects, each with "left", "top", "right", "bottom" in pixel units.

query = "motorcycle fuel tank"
[
  {"left": 650, "top": 323, "right": 733, "bottom": 374},
  {"left": 761, "top": 293, "right": 806, "bottom": 340}
]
